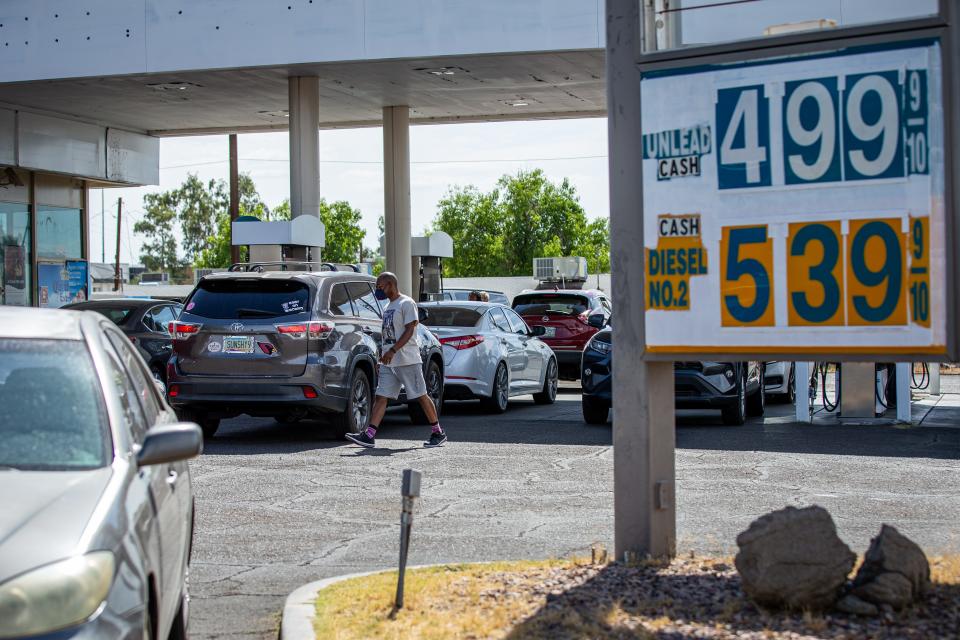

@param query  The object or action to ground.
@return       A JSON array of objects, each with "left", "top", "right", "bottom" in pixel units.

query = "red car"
[{"left": 512, "top": 289, "right": 611, "bottom": 380}]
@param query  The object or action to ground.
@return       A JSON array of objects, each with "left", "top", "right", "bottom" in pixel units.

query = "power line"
[{"left": 160, "top": 154, "right": 608, "bottom": 170}]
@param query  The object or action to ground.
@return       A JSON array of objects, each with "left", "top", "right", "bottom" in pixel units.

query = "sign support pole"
[{"left": 607, "top": 0, "right": 677, "bottom": 560}]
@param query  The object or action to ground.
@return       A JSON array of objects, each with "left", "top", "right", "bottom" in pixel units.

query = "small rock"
[
  {"left": 836, "top": 594, "right": 879, "bottom": 616},
  {"left": 853, "top": 525, "right": 930, "bottom": 601},
  {"left": 853, "top": 572, "right": 914, "bottom": 610},
  {"left": 735, "top": 505, "right": 856, "bottom": 610}
]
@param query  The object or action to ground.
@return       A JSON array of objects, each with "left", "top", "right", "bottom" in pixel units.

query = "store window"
[
  {"left": 37, "top": 206, "right": 82, "bottom": 260},
  {"left": 0, "top": 202, "right": 32, "bottom": 306}
]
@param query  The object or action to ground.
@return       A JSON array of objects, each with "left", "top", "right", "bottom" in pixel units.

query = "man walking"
[{"left": 346, "top": 272, "right": 446, "bottom": 449}]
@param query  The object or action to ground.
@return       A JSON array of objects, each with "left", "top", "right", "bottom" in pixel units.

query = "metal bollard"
[{"left": 394, "top": 469, "right": 421, "bottom": 612}]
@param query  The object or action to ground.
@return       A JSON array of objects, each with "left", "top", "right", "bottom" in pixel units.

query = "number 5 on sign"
[{"left": 721, "top": 225, "right": 775, "bottom": 326}]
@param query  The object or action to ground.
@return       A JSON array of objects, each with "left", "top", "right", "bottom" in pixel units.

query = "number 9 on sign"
[{"left": 846, "top": 218, "right": 906, "bottom": 325}]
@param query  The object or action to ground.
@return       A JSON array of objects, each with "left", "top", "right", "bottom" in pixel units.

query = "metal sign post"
[
  {"left": 606, "top": 0, "right": 959, "bottom": 558},
  {"left": 394, "top": 468, "right": 421, "bottom": 612}
]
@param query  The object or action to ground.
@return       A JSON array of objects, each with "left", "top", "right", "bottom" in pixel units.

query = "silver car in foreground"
[
  {"left": 419, "top": 302, "right": 558, "bottom": 412},
  {"left": 0, "top": 307, "right": 202, "bottom": 640}
]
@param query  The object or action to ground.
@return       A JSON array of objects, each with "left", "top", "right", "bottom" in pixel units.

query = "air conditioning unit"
[
  {"left": 533, "top": 257, "right": 588, "bottom": 282},
  {"left": 140, "top": 272, "right": 170, "bottom": 284}
]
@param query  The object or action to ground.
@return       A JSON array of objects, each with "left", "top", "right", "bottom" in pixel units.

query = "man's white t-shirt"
[{"left": 381, "top": 294, "right": 422, "bottom": 367}]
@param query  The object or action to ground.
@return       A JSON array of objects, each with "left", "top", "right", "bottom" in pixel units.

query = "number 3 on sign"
[{"left": 721, "top": 225, "right": 775, "bottom": 326}]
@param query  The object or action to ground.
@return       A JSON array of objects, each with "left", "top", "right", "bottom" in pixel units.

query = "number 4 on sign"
[{"left": 717, "top": 85, "right": 771, "bottom": 189}]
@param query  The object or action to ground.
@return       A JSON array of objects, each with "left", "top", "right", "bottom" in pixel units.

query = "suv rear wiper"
[{"left": 236, "top": 308, "right": 277, "bottom": 318}]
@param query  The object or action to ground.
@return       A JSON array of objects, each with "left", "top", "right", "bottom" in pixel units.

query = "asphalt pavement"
[{"left": 187, "top": 385, "right": 960, "bottom": 639}]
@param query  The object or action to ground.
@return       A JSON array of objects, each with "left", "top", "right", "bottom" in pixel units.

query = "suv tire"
[
  {"left": 582, "top": 396, "right": 609, "bottom": 424},
  {"left": 177, "top": 409, "right": 220, "bottom": 439},
  {"left": 722, "top": 368, "right": 747, "bottom": 426},
  {"left": 333, "top": 368, "right": 371, "bottom": 439},
  {"left": 746, "top": 365, "right": 765, "bottom": 417},
  {"left": 409, "top": 359, "right": 443, "bottom": 424}
]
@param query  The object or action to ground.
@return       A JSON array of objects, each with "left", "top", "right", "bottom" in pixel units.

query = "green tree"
[
  {"left": 268, "top": 198, "right": 366, "bottom": 264},
  {"left": 195, "top": 174, "right": 267, "bottom": 268},
  {"left": 430, "top": 169, "right": 609, "bottom": 277},
  {"left": 134, "top": 191, "right": 182, "bottom": 272}
]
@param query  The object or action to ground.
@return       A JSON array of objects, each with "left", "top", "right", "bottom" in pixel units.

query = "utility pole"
[
  {"left": 229, "top": 134, "right": 240, "bottom": 265},
  {"left": 113, "top": 198, "right": 122, "bottom": 292}
]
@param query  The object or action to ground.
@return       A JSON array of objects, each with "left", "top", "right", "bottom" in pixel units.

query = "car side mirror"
[
  {"left": 137, "top": 423, "right": 203, "bottom": 467},
  {"left": 587, "top": 313, "right": 608, "bottom": 329},
  {"left": 530, "top": 325, "right": 547, "bottom": 337}
]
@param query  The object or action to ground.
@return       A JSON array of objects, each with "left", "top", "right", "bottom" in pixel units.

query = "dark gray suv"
[{"left": 166, "top": 271, "right": 443, "bottom": 438}]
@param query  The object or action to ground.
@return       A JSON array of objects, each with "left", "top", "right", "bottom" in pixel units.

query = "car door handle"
[{"left": 166, "top": 469, "right": 179, "bottom": 487}]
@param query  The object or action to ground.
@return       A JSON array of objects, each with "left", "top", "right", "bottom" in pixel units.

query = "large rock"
[
  {"left": 852, "top": 525, "right": 930, "bottom": 609},
  {"left": 735, "top": 505, "right": 856, "bottom": 610}
]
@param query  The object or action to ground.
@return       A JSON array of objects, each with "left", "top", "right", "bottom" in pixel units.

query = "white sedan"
[{"left": 419, "top": 302, "right": 559, "bottom": 412}]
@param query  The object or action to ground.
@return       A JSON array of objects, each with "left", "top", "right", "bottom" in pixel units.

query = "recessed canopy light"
[
  {"left": 147, "top": 81, "right": 201, "bottom": 92},
  {"left": 417, "top": 66, "right": 468, "bottom": 77},
  {"left": 511, "top": 101, "right": 529, "bottom": 107},
  {"left": 258, "top": 110, "right": 290, "bottom": 119}
]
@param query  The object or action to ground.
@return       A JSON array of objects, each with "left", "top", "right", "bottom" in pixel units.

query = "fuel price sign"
[{"left": 641, "top": 40, "right": 948, "bottom": 357}]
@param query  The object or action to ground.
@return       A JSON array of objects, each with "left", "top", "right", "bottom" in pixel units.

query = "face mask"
[{"left": 374, "top": 288, "right": 388, "bottom": 301}]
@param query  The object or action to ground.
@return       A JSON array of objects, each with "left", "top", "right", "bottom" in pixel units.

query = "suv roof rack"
[{"left": 226, "top": 261, "right": 361, "bottom": 273}]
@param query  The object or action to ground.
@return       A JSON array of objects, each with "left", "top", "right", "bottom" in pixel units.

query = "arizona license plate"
[{"left": 222, "top": 336, "right": 254, "bottom": 353}]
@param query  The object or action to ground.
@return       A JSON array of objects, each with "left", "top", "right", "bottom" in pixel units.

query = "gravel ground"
[{"left": 490, "top": 558, "right": 960, "bottom": 639}]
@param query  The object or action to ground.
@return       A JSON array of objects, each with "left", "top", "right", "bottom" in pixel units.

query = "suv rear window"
[
  {"left": 513, "top": 294, "right": 592, "bottom": 317},
  {"left": 185, "top": 279, "right": 311, "bottom": 319}
]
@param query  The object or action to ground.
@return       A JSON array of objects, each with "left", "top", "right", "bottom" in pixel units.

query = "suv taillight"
[
  {"left": 440, "top": 335, "right": 485, "bottom": 350},
  {"left": 276, "top": 321, "right": 333, "bottom": 339},
  {"left": 168, "top": 321, "right": 202, "bottom": 340}
]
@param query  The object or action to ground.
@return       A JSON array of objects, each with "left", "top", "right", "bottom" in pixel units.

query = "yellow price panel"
[
  {"left": 908, "top": 216, "right": 931, "bottom": 328},
  {"left": 845, "top": 218, "right": 907, "bottom": 326},
  {"left": 720, "top": 224, "right": 775, "bottom": 327},
  {"left": 787, "top": 220, "right": 844, "bottom": 326}
]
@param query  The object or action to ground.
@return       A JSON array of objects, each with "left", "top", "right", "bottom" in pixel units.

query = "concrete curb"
[
  {"left": 280, "top": 562, "right": 503, "bottom": 640},
  {"left": 280, "top": 569, "right": 387, "bottom": 640}
]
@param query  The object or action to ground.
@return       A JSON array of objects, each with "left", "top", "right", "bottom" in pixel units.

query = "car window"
[
  {"left": 185, "top": 279, "right": 311, "bottom": 319},
  {"left": 512, "top": 293, "right": 591, "bottom": 317},
  {"left": 347, "top": 282, "right": 382, "bottom": 320},
  {"left": 505, "top": 309, "right": 530, "bottom": 335},
  {"left": 0, "top": 338, "right": 111, "bottom": 470},
  {"left": 78, "top": 306, "right": 134, "bottom": 325},
  {"left": 329, "top": 284, "right": 354, "bottom": 316},
  {"left": 489, "top": 308, "right": 512, "bottom": 332},
  {"left": 105, "top": 329, "right": 161, "bottom": 427},
  {"left": 99, "top": 333, "right": 148, "bottom": 444},
  {"left": 420, "top": 306, "right": 483, "bottom": 327},
  {"left": 145, "top": 305, "right": 176, "bottom": 334}
]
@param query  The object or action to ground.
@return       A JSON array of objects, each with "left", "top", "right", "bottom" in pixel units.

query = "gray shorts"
[{"left": 376, "top": 364, "right": 427, "bottom": 400}]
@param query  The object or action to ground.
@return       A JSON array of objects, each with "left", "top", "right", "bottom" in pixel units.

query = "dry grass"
[{"left": 313, "top": 555, "right": 960, "bottom": 640}]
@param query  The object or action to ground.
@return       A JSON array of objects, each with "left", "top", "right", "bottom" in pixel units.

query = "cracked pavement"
[{"left": 187, "top": 387, "right": 960, "bottom": 638}]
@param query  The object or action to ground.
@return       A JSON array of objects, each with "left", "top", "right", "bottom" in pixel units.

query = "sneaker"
[
  {"left": 424, "top": 431, "right": 447, "bottom": 448},
  {"left": 346, "top": 431, "right": 375, "bottom": 448}
]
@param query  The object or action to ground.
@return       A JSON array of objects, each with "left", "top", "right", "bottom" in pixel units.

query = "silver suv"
[{"left": 166, "top": 270, "right": 443, "bottom": 438}]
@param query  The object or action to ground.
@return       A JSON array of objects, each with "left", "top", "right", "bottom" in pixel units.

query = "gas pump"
[{"left": 410, "top": 232, "right": 453, "bottom": 302}]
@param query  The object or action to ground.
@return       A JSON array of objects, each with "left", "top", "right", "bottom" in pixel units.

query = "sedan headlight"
[
  {"left": 587, "top": 336, "right": 612, "bottom": 355},
  {"left": 0, "top": 552, "right": 115, "bottom": 638}
]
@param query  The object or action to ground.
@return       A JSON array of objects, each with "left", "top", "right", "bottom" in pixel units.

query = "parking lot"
[{"left": 187, "top": 385, "right": 960, "bottom": 639}]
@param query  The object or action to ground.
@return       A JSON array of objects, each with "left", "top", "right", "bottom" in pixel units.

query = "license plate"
[
  {"left": 222, "top": 336, "right": 254, "bottom": 354},
  {"left": 541, "top": 326, "right": 556, "bottom": 338}
]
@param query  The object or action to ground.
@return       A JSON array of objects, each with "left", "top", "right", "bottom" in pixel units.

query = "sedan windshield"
[
  {"left": 420, "top": 306, "right": 483, "bottom": 327},
  {"left": 0, "top": 339, "right": 111, "bottom": 470}
]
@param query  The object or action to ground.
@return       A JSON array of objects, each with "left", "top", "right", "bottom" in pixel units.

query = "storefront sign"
[{"left": 641, "top": 40, "right": 948, "bottom": 356}]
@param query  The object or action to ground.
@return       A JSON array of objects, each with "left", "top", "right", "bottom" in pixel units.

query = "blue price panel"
[
  {"left": 783, "top": 78, "right": 842, "bottom": 185},
  {"left": 903, "top": 69, "right": 929, "bottom": 175},
  {"left": 716, "top": 66, "right": 931, "bottom": 189},
  {"left": 843, "top": 71, "right": 904, "bottom": 181},
  {"left": 716, "top": 85, "right": 771, "bottom": 189}
]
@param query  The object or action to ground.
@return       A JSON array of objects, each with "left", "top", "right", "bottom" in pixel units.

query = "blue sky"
[{"left": 90, "top": 118, "right": 609, "bottom": 265}]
